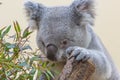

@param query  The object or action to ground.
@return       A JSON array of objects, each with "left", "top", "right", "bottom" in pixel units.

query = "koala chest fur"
[{"left": 24, "top": 0, "right": 120, "bottom": 80}]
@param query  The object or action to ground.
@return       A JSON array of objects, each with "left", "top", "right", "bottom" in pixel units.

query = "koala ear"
[
  {"left": 71, "top": 0, "right": 95, "bottom": 26},
  {"left": 24, "top": 1, "right": 44, "bottom": 30},
  {"left": 71, "top": 0, "right": 94, "bottom": 13}
]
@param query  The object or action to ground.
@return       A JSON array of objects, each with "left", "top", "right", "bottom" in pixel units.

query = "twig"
[{"left": 58, "top": 57, "right": 95, "bottom": 80}]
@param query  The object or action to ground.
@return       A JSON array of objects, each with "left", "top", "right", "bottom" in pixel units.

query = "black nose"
[{"left": 46, "top": 44, "right": 58, "bottom": 61}]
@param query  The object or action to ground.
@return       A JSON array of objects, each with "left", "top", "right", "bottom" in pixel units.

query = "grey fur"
[
  {"left": 24, "top": 1, "right": 44, "bottom": 29},
  {"left": 24, "top": 0, "right": 120, "bottom": 80}
]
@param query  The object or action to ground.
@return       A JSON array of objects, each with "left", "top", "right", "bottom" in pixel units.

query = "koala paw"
[{"left": 65, "top": 46, "right": 90, "bottom": 62}]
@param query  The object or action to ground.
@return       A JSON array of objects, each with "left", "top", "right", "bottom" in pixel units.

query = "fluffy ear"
[
  {"left": 71, "top": 0, "right": 95, "bottom": 26},
  {"left": 24, "top": 1, "right": 44, "bottom": 30},
  {"left": 71, "top": 0, "right": 95, "bottom": 15}
]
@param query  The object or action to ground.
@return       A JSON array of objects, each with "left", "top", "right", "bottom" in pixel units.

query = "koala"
[{"left": 24, "top": 0, "right": 120, "bottom": 80}]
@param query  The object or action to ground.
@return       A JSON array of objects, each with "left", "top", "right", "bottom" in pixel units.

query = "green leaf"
[
  {"left": 46, "top": 70, "right": 55, "bottom": 79},
  {"left": 30, "top": 56, "right": 40, "bottom": 66},
  {"left": 6, "top": 44, "right": 16, "bottom": 49},
  {"left": 44, "top": 71, "right": 51, "bottom": 80},
  {"left": 21, "top": 45, "right": 32, "bottom": 50},
  {"left": 4, "top": 42, "right": 11, "bottom": 51},
  {"left": 19, "top": 62, "right": 28, "bottom": 67},
  {"left": 37, "top": 70, "right": 42, "bottom": 76},
  {"left": 42, "top": 61, "right": 49, "bottom": 68},
  {"left": 15, "top": 21, "right": 21, "bottom": 33},
  {"left": 13, "top": 21, "right": 21, "bottom": 40},
  {"left": 0, "top": 21, "right": 57, "bottom": 80},
  {"left": 1, "top": 25, "right": 11, "bottom": 38},
  {"left": 30, "top": 56, "right": 40, "bottom": 62},
  {"left": 22, "top": 27, "right": 32, "bottom": 38},
  {"left": 29, "top": 68, "right": 36, "bottom": 74},
  {"left": 13, "top": 46, "right": 20, "bottom": 53},
  {"left": 0, "top": 27, "right": 6, "bottom": 38}
]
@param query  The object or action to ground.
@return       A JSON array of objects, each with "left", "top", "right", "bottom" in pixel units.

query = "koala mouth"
[{"left": 47, "top": 54, "right": 57, "bottom": 61}]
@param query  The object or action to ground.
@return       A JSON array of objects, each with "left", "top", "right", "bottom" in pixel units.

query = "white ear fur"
[
  {"left": 24, "top": 1, "right": 44, "bottom": 30},
  {"left": 71, "top": 0, "right": 95, "bottom": 26},
  {"left": 71, "top": 0, "right": 95, "bottom": 13},
  {"left": 28, "top": 20, "right": 38, "bottom": 30}
]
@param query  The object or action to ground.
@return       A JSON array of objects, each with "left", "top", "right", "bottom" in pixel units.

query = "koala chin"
[{"left": 24, "top": 0, "right": 120, "bottom": 80}]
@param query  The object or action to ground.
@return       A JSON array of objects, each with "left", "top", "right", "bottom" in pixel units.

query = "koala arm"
[
  {"left": 87, "top": 50, "right": 112, "bottom": 78},
  {"left": 66, "top": 47, "right": 112, "bottom": 79}
]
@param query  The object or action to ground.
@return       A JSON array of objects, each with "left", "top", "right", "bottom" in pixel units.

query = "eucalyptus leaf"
[
  {"left": 21, "top": 45, "right": 32, "bottom": 51},
  {"left": 0, "top": 21, "right": 53, "bottom": 80},
  {"left": 0, "top": 27, "right": 6, "bottom": 38},
  {"left": 30, "top": 56, "right": 40, "bottom": 61},
  {"left": 15, "top": 21, "right": 21, "bottom": 33},
  {"left": 19, "top": 62, "right": 28, "bottom": 67},
  {"left": 1, "top": 25, "right": 11, "bottom": 38},
  {"left": 22, "top": 27, "right": 32, "bottom": 38},
  {"left": 13, "top": 21, "right": 21, "bottom": 40},
  {"left": 46, "top": 70, "right": 55, "bottom": 79},
  {"left": 44, "top": 71, "right": 51, "bottom": 80}
]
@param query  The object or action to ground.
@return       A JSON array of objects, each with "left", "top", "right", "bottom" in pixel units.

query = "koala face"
[
  {"left": 24, "top": 0, "right": 94, "bottom": 62},
  {"left": 36, "top": 7, "right": 90, "bottom": 62}
]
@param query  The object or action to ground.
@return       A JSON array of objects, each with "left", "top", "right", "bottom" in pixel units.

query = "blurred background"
[{"left": 0, "top": 0, "right": 120, "bottom": 71}]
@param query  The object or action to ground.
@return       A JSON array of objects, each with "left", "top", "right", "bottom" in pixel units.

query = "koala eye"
[
  {"left": 62, "top": 40, "right": 67, "bottom": 45},
  {"left": 60, "top": 39, "right": 68, "bottom": 48}
]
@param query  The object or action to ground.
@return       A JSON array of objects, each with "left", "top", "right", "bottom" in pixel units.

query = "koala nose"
[{"left": 46, "top": 44, "right": 58, "bottom": 61}]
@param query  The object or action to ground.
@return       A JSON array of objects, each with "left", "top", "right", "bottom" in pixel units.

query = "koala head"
[{"left": 24, "top": 0, "right": 95, "bottom": 62}]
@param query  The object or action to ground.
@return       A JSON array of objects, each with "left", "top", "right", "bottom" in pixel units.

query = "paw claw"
[
  {"left": 82, "top": 55, "right": 90, "bottom": 62},
  {"left": 65, "top": 47, "right": 90, "bottom": 62},
  {"left": 65, "top": 47, "right": 75, "bottom": 58},
  {"left": 66, "top": 47, "right": 74, "bottom": 54}
]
